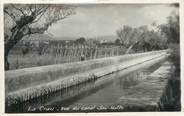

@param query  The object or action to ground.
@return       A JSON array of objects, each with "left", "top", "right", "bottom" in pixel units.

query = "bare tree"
[
  {"left": 116, "top": 25, "right": 167, "bottom": 54},
  {"left": 116, "top": 25, "right": 147, "bottom": 54},
  {"left": 116, "top": 25, "right": 133, "bottom": 47},
  {"left": 4, "top": 4, "right": 75, "bottom": 70}
]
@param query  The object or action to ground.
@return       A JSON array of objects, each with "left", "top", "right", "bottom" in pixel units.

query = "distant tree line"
[{"left": 115, "top": 9, "right": 179, "bottom": 54}]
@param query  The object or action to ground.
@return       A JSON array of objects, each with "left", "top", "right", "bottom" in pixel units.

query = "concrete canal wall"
[
  {"left": 5, "top": 49, "right": 171, "bottom": 106},
  {"left": 117, "top": 61, "right": 175, "bottom": 111}
]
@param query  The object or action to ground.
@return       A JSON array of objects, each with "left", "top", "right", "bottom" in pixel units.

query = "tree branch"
[
  {"left": 28, "top": 5, "right": 34, "bottom": 14},
  {"left": 24, "top": 26, "right": 47, "bottom": 36},
  {"left": 32, "top": 7, "right": 49, "bottom": 23},
  {"left": 36, "top": 5, "right": 49, "bottom": 16},
  {"left": 4, "top": 9, "right": 16, "bottom": 22},
  {"left": 11, "top": 4, "right": 26, "bottom": 17},
  {"left": 26, "top": 11, "right": 71, "bottom": 35}
]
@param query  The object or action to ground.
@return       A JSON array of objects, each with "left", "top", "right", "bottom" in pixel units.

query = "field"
[{"left": 8, "top": 44, "right": 128, "bottom": 70}]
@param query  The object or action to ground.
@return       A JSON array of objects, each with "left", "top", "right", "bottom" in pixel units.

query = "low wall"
[
  {"left": 6, "top": 50, "right": 169, "bottom": 92},
  {"left": 5, "top": 49, "right": 170, "bottom": 106},
  {"left": 117, "top": 61, "right": 175, "bottom": 111}
]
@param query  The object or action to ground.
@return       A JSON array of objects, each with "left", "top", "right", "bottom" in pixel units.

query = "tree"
[
  {"left": 4, "top": 4, "right": 75, "bottom": 70},
  {"left": 75, "top": 37, "right": 86, "bottom": 44},
  {"left": 21, "top": 41, "right": 31, "bottom": 56},
  {"left": 124, "top": 26, "right": 146, "bottom": 53},
  {"left": 114, "top": 38, "right": 121, "bottom": 45},
  {"left": 116, "top": 25, "right": 133, "bottom": 47},
  {"left": 159, "top": 12, "right": 179, "bottom": 44},
  {"left": 36, "top": 41, "right": 49, "bottom": 55},
  {"left": 116, "top": 25, "right": 167, "bottom": 53},
  {"left": 116, "top": 25, "right": 149, "bottom": 54}
]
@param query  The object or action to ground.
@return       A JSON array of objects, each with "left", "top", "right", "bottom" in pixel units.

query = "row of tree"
[
  {"left": 116, "top": 25, "right": 168, "bottom": 53},
  {"left": 116, "top": 7, "right": 179, "bottom": 54}
]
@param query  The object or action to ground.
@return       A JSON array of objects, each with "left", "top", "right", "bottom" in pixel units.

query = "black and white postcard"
[{"left": 1, "top": 0, "right": 183, "bottom": 115}]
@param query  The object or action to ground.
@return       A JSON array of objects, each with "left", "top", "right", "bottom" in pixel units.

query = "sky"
[{"left": 47, "top": 4, "right": 178, "bottom": 39}]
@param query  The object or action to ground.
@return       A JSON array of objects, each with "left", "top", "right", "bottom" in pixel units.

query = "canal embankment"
[
  {"left": 5, "top": 50, "right": 170, "bottom": 107},
  {"left": 116, "top": 61, "right": 176, "bottom": 111}
]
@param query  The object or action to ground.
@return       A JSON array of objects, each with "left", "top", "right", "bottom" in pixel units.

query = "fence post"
[
  {"left": 94, "top": 46, "right": 98, "bottom": 59},
  {"left": 117, "top": 46, "right": 119, "bottom": 56},
  {"left": 105, "top": 46, "right": 107, "bottom": 57}
]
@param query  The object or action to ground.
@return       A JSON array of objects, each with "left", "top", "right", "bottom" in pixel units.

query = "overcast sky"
[{"left": 47, "top": 4, "right": 178, "bottom": 39}]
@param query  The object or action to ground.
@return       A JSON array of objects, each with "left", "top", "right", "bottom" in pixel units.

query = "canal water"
[{"left": 6, "top": 61, "right": 164, "bottom": 113}]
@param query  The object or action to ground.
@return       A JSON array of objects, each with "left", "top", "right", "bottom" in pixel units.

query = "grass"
[
  {"left": 8, "top": 53, "right": 71, "bottom": 69},
  {"left": 8, "top": 45, "right": 127, "bottom": 70},
  {"left": 166, "top": 43, "right": 181, "bottom": 111}
]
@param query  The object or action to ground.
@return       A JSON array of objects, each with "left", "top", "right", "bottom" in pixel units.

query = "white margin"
[{"left": 0, "top": 0, "right": 183, "bottom": 116}]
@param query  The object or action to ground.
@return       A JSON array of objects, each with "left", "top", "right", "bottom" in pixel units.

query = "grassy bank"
[
  {"left": 165, "top": 43, "right": 181, "bottom": 111},
  {"left": 8, "top": 45, "right": 127, "bottom": 70}
]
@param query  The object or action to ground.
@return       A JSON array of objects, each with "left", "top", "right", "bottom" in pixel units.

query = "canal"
[{"left": 6, "top": 60, "right": 164, "bottom": 113}]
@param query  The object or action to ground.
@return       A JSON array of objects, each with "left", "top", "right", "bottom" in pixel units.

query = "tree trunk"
[
  {"left": 125, "top": 44, "right": 134, "bottom": 54},
  {"left": 4, "top": 28, "right": 24, "bottom": 70},
  {"left": 4, "top": 55, "right": 9, "bottom": 70},
  {"left": 125, "top": 41, "right": 140, "bottom": 54}
]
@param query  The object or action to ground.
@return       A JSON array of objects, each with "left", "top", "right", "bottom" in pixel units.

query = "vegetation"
[
  {"left": 116, "top": 25, "right": 167, "bottom": 54},
  {"left": 159, "top": 12, "right": 179, "bottom": 44},
  {"left": 4, "top": 4, "right": 179, "bottom": 72},
  {"left": 8, "top": 44, "right": 127, "bottom": 70},
  {"left": 4, "top": 4, "right": 75, "bottom": 70},
  {"left": 158, "top": 5, "right": 180, "bottom": 111},
  {"left": 74, "top": 37, "right": 86, "bottom": 44}
]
